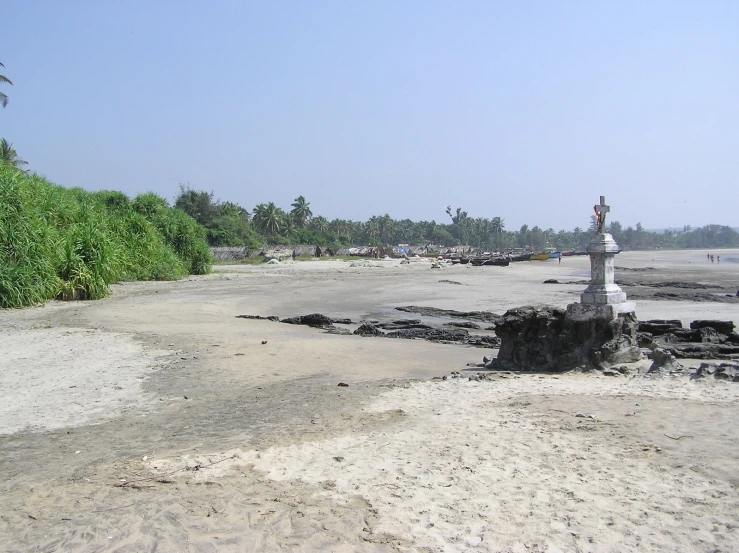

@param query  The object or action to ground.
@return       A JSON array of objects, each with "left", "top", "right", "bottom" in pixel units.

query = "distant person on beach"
[
  {"left": 717, "top": 255, "right": 720, "bottom": 263},
  {"left": 292, "top": 250, "right": 297, "bottom": 261},
  {"left": 558, "top": 254, "right": 561, "bottom": 264},
  {"left": 711, "top": 255, "right": 715, "bottom": 263},
  {"left": 707, "top": 253, "right": 710, "bottom": 261}
]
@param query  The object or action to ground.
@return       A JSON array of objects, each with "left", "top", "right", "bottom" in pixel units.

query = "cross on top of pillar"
[{"left": 594, "top": 195, "right": 610, "bottom": 234}]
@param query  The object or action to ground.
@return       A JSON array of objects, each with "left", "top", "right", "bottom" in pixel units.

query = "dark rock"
[
  {"left": 354, "top": 323, "right": 383, "bottom": 336},
  {"left": 615, "top": 266, "right": 656, "bottom": 272},
  {"left": 699, "top": 327, "right": 722, "bottom": 343},
  {"left": 439, "top": 280, "right": 464, "bottom": 285},
  {"left": 466, "top": 335, "right": 501, "bottom": 347},
  {"left": 636, "top": 332, "right": 654, "bottom": 347},
  {"left": 492, "top": 306, "right": 640, "bottom": 372},
  {"left": 638, "top": 320, "right": 683, "bottom": 336},
  {"left": 386, "top": 318, "right": 422, "bottom": 325},
  {"left": 690, "top": 320, "right": 736, "bottom": 335},
  {"left": 445, "top": 321, "right": 481, "bottom": 330},
  {"left": 543, "top": 279, "right": 559, "bottom": 284},
  {"left": 726, "top": 332, "right": 739, "bottom": 345},
  {"left": 651, "top": 291, "right": 737, "bottom": 303},
  {"left": 690, "top": 362, "right": 739, "bottom": 382},
  {"left": 649, "top": 281, "right": 718, "bottom": 289},
  {"left": 648, "top": 348, "right": 683, "bottom": 374},
  {"left": 386, "top": 328, "right": 470, "bottom": 343},
  {"left": 670, "top": 328, "right": 701, "bottom": 342},
  {"left": 658, "top": 333, "right": 683, "bottom": 344},
  {"left": 236, "top": 315, "right": 280, "bottom": 322},
  {"left": 375, "top": 320, "right": 433, "bottom": 330},
  {"left": 664, "top": 343, "right": 739, "bottom": 360},
  {"left": 281, "top": 313, "right": 333, "bottom": 327},
  {"left": 330, "top": 318, "right": 354, "bottom": 325},
  {"left": 396, "top": 306, "right": 499, "bottom": 323}
]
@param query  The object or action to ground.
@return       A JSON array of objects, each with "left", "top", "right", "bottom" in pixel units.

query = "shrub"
[{"left": 0, "top": 166, "right": 212, "bottom": 308}]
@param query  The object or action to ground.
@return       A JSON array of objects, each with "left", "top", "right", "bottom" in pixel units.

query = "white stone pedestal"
[
  {"left": 567, "top": 232, "right": 635, "bottom": 321},
  {"left": 580, "top": 234, "right": 629, "bottom": 306}
]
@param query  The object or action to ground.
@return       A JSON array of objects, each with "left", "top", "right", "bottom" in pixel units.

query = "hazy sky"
[{"left": 2, "top": 1, "right": 737, "bottom": 231}]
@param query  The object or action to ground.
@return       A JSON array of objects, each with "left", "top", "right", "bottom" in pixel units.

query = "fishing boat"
[
  {"left": 549, "top": 252, "right": 561, "bottom": 259},
  {"left": 509, "top": 253, "right": 532, "bottom": 262},
  {"left": 470, "top": 257, "right": 510, "bottom": 267},
  {"left": 530, "top": 253, "right": 551, "bottom": 261}
]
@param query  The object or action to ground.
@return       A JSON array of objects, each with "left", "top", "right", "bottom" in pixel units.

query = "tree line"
[{"left": 173, "top": 186, "right": 739, "bottom": 252}]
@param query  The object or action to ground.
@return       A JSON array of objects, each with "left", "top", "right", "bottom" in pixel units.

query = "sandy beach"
[{"left": 1, "top": 249, "right": 738, "bottom": 552}]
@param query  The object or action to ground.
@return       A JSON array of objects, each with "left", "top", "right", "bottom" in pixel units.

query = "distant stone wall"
[
  {"left": 210, "top": 245, "right": 323, "bottom": 260},
  {"left": 210, "top": 247, "right": 248, "bottom": 261}
]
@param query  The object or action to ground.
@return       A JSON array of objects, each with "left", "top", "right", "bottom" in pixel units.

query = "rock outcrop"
[
  {"left": 281, "top": 314, "right": 334, "bottom": 328},
  {"left": 353, "top": 322, "right": 382, "bottom": 336},
  {"left": 638, "top": 319, "right": 739, "bottom": 360},
  {"left": 491, "top": 306, "right": 640, "bottom": 372}
]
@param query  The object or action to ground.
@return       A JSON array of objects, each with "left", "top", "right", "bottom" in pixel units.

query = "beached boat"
[
  {"left": 470, "top": 257, "right": 510, "bottom": 267},
  {"left": 509, "top": 253, "right": 532, "bottom": 262},
  {"left": 549, "top": 252, "right": 561, "bottom": 259},
  {"left": 530, "top": 253, "right": 551, "bottom": 261}
]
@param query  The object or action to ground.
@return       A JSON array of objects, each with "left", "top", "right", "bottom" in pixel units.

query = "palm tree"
[
  {"left": 490, "top": 217, "right": 505, "bottom": 236},
  {"left": 0, "top": 139, "right": 28, "bottom": 171},
  {"left": 445, "top": 206, "right": 468, "bottom": 225},
  {"left": 0, "top": 62, "right": 12, "bottom": 108},
  {"left": 290, "top": 196, "right": 313, "bottom": 228},
  {"left": 310, "top": 216, "right": 329, "bottom": 235},
  {"left": 252, "top": 202, "right": 284, "bottom": 235}
]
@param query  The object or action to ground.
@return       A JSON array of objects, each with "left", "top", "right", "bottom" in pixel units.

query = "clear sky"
[{"left": 2, "top": 0, "right": 737, "bottom": 231}]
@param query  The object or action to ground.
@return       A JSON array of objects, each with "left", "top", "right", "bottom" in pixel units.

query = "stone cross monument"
[
  {"left": 491, "top": 196, "right": 641, "bottom": 372},
  {"left": 569, "top": 196, "right": 635, "bottom": 320}
]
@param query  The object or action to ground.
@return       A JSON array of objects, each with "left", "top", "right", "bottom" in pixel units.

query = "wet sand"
[{"left": 1, "top": 249, "right": 738, "bottom": 552}]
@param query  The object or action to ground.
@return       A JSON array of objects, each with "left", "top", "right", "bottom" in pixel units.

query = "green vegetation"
[
  {"left": 174, "top": 187, "right": 739, "bottom": 253},
  {"left": 0, "top": 139, "right": 28, "bottom": 172},
  {"left": 0, "top": 166, "right": 211, "bottom": 308},
  {"left": 174, "top": 185, "right": 260, "bottom": 248}
]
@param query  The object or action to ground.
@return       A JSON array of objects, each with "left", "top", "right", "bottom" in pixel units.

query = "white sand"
[
  {"left": 158, "top": 376, "right": 739, "bottom": 552},
  {"left": 0, "top": 327, "right": 168, "bottom": 435}
]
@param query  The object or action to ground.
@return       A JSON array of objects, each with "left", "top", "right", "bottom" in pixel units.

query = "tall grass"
[{"left": 0, "top": 166, "right": 212, "bottom": 308}]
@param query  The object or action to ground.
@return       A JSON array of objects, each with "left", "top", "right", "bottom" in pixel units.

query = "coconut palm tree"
[
  {"left": 290, "top": 196, "right": 313, "bottom": 228},
  {"left": 252, "top": 202, "right": 284, "bottom": 235},
  {"left": 310, "top": 216, "right": 329, "bottom": 235},
  {"left": 0, "top": 62, "right": 12, "bottom": 108},
  {"left": 0, "top": 139, "right": 28, "bottom": 171},
  {"left": 490, "top": 217, "right": 505, "bottom": 236}
]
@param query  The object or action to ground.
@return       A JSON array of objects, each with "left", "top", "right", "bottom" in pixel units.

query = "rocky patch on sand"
[
  {"left": 237, "top": 313, "right": 500, "bottom": 348},
  {"left": 395, "top": 305, "right": 500, "bottom": 323},
  {"left": 648, "top": 349, "right": 739, "bottom": 381},
  {"left": 612, "top": 276, "right": 738, "bottom": 303},
  {"left": 354, "top": 322, "right": 500, "bottom": 347},
  {"left": 638, "top": 319, "right": 739, "bottom": 360},
  {"left": 235, "top": 314, "right": 280, "bottom": 321}
]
